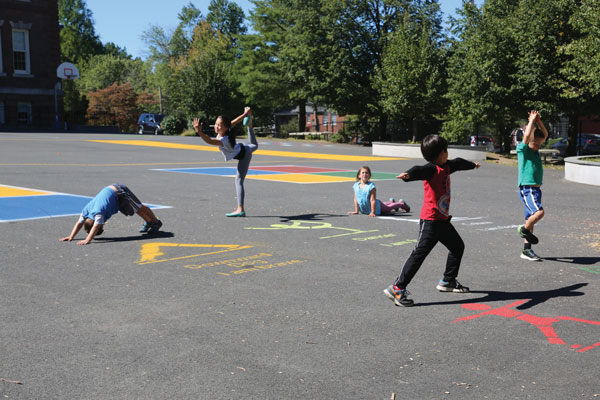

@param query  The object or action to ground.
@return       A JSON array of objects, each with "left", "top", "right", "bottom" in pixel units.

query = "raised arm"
[
  {"left": 231, "top": 107, "right": 251, "bottom": 128},
  {"left": 522, "top": 111, "right": 538, "bottom": 145},
  {"left": 535, "top": 114, "right": 549, "bottom": 141},
  {"left": 193, "top": 118, "right": 222, "bottom": 146}
]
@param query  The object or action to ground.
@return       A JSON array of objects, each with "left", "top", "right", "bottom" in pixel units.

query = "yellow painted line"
[
  {"left": 89, "top": 139, "right": 220, "bottom": 152},
  {"left": 88, "top": 139, "right": 403, "bottom": 161},
  {"left": 136, "top": 242, "right": 254, "bottom": 265},
  {"left": 0, "top": 185, "right": 53, "bottom": 197},
  {"left": 250, "top": 173, "right": 355, "bottom": 183}
]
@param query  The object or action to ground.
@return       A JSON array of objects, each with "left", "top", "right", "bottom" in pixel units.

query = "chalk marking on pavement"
[
  {"left": 136, "top": 242, "right": 254, "bottom": 265},
  {"left": 245, "top": 220, "right": 378, "bottom": 239}
]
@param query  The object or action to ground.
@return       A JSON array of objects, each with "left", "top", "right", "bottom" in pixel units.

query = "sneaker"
[
  {"left": 399, "top": 199, "right": 410, "bottom": 213},
  {"left": 148, "top": 219, "right": 162, "bottom": 233},
  {"left": 139, "top": 222, "right": 151, "bottom": 233},
  {"left": 436, "top": 279, "right": 470, "bottom": 293},
  {"left": 521, "top": 248, "right": 541, "bottom": 261},
  {"left": 384, "top": 285, "right": 414, "bottom": 307},
  {"left": 518, "top": 225, "right": 538, "bottom": 244}
]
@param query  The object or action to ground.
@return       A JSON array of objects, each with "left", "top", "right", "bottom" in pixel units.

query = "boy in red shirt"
[{"left": 384, "top": 135, "right": 480, "bottom": 306}]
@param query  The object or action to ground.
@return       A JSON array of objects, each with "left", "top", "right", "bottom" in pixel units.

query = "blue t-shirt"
[
  {"left": 353, "top": 181, "right": 381, "bottom": 215},
  {"left": 80, "top": 186, "right": 119, "bottom": 225}
]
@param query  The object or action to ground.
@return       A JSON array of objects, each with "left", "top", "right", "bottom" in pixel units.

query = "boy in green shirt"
[{"left": 516, "top": 110, "right": 548, "bottom": 261}]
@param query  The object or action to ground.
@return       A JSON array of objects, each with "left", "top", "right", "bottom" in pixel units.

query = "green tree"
[
  {"left": 102, "top": 42, "right": 131, "bottom": 59},
  {"left": 167, "top": 21, "right": 239, "bottom": 121},
  {"left": 58, "top": 0, "right": 103, "bottom": 65},
  {"left": 562, "top": 0, "right": 600, "bottom": 98},
  {"left": 376, "top": 5, "right": 446, "bottom": 142},
  {"left": 207, "top": 0, "right": 247, "bottom": 46},
  {"left": 77, "top": 54, "right": 153, "bottom": 95},
  {"left": 235, "top": 33, "right": 290, "bottom": 125},
  {"left": 442, "top": 0, "right": 520, "bottom": 146},
  {"left": 512, "top": 0, "right": 586, "bottom": 156},
  {"left": 317, "top": 0, "right": 421, "bottom": 140},
  {"left": 58, "top": 0, "right": 104, "bottom": 127},
  {"left": 247, "top": 0, "right": 317, "bottom": 132}
]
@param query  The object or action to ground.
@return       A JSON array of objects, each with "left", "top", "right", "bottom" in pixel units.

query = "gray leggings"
[{"left": 235, "top": 128, "right": 258, "bottom": 206}]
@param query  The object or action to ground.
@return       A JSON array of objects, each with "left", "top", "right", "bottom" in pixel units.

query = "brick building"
[
  {"left": 0, "top": 0, "right": 63, "bottom": 130},
  {"left": 274, "top": 102, "right": 346, "bottom": 134}
]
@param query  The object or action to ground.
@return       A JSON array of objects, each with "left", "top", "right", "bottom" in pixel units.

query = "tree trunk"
[
  {"left": 298, "top": 100, "right": 306, "bottom": 132},
  {"left": 411, "top": 117, "right": 417, "bottom": 143},
  {"left": 566, "top": 113, "right": 579, "bottom": 157},
  {"left": 313, "top": 101, "right": 319, "bottom": 132}
]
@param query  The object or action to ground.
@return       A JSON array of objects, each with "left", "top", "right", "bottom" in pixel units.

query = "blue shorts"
[{"left": 519, "top": 186, "right": 543, "bottom": 220}]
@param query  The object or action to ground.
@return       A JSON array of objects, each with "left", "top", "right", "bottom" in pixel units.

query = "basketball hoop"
[{"left": 57, "top": 62, "right": 80, "bottom": 80}]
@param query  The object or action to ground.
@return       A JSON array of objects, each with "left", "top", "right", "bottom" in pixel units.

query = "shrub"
[
  {"left": 278, "top": 117, "right": 298, "bottom": 139},
  {"left": 162, "top": 114, "right": 188, "bottom": 135},
  {"left": 329, "top": 129, "right": 348, "bottom": 143}
]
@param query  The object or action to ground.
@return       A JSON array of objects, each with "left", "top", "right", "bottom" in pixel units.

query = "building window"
[
  {"left": 0, "top": 102, "right": 5, "bottom": 124},
  {"left": 323, "top": 114, "right": 329, "bottom": 126},
  {"left": 307, "top": 115, "right": 311, "bottom": 125},
  {"left": 12, "top": 29, "right": 31, "bottom": 74},
  {"left": 332, "top": 115, "right": 337, "bottom": 126},
  {"left": 17, "top": 102, "right": 32, "bottom": 124}
]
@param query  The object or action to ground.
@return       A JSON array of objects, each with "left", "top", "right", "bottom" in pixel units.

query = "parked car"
[
  {"left": 551, "top": 134, "right": 600, "bottom": 156},
  {"left": 137, "top": 113, "right": 164, "bottom": 135},
  {"left": 468, "top": 135, "right": 494, "bottom": 146},
  {"left": 468, "top": 135, "right": 498, "bottom": 152},
  {"left": 508, "top": 127, "right": 524, "bottom": 150},
  {"left": 583, "top": 134, "right": 600, "bottom": 155}
]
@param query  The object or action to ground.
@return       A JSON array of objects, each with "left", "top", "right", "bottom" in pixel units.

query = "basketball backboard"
[{"left": 57, "top": 62, "right": 80, "bottom": 80}]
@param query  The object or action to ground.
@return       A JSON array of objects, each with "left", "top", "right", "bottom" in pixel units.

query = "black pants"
[{"left": 394, "top": 219, "right": 465, "bottom": 288}]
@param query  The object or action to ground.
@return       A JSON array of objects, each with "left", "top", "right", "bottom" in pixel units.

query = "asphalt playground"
[{"left": 0, "top": 131, "right": 598, "bottom": 399}]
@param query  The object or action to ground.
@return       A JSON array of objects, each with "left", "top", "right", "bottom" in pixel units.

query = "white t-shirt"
[{"left": 218, "top": 135, "right": 241, "bottom": 161}]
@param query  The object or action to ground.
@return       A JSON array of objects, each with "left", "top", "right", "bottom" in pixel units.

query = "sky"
[{"left": 86, "top": 0, "right": 484, "bottom": 60}]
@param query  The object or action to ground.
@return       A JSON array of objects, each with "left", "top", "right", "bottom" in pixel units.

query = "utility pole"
[{"left": 159, "top": 87, "right": 163, "bottom": 114}]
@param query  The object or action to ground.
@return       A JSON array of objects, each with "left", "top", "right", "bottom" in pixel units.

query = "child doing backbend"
[{"left": 348, "top": 166, "right": 410, "bottom": 217}]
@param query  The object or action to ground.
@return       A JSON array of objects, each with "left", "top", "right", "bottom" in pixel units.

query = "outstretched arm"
[
  {"left": 397, "top": 164, "right": 436, "bottom": 182},
  {"left": 448, "top": 158, "right": 480, "bottom": 173},
  {"left": 60, "top": 220, "right": 83, "bottom": 242},
  {"left": 231, "top": 107, "right": 251, "bottom": 128},
  {"left": 193, "top": 118, "right": 222, "bottom": 146}
]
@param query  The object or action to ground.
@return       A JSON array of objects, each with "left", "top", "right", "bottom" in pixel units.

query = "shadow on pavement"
[
  {"left": 94, "top": 231, "right": 175, "bottom": 242},
  {"left": 543, "top": 256, "right": 600, "bottom": 265},
  {"left": 414, "top": 283, "right": 588, "bottom": 310}
]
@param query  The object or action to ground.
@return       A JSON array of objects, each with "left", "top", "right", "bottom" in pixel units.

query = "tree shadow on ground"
[
  {"left": 414, "top": 283, "right": 587, "bottom": 310},
  {"left": 94, "top": 231, "right": 174, "bottom": 242}
]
